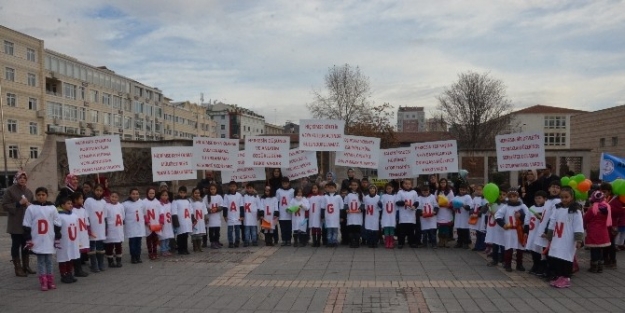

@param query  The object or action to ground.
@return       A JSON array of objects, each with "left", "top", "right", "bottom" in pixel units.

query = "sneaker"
[
  {"left": 550, "top": 276, "right": 562, "bottom": 287},
  {"left": 554, "top": 277, "right": 571, "bottom": 288}
]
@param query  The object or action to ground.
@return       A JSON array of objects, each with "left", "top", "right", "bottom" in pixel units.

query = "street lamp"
[{"left": 0, "top": 79, "right": 9, "bottom": 188}]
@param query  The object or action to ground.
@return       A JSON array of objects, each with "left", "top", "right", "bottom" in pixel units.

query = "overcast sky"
[{"left": 2, "top": 1, "right": 624, "bottom": 125}]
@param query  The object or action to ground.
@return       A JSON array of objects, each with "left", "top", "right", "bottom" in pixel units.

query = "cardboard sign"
[
  {"left": 222, "top": 151, "right": 266, "bottom": 183},
  {"left": 283, "top": 149, "right": 318, "bottom": 180},
  {"left": 335, "top": 135, "right": 380, "bottom": 169},
  {"left": 151, "top": 147, "right": 195, "bottom": 181},
  {"left": 65, "top": 135, "right": 124, "bottom": 175},
  {"left": 192, "top": 137, "right": 239, "bottom": 171},
  {"left": 411, "top": 140, "right": 458, "bottom": 175},
  {"left": 377, "top": 147, "right": 414, "bottom": 179},
  {"left": 299, "top": 119, "right": 345, "bottom": 151},
  {"left": 495, "top": 132, "right": 546, "bottom": 171},
  {"left": 244, "top": 136, "right": 290, "bottom": 167}
]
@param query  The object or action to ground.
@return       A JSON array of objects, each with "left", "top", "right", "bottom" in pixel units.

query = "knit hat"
[{"left": 590, "top": 190, "right": 605, "bottom": 203}]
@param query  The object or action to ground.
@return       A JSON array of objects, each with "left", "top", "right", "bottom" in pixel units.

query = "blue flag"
[{"left": 600, "top": 153, "right": 625, "bottom": 182}]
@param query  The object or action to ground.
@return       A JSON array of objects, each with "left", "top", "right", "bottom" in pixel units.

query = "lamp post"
[{"left": 0, "top": 79, "right": 9, "bottom": 188}]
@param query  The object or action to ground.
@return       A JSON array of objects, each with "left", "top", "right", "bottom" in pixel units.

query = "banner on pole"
[
  {"left": 335, "top": 135, "right": 380, "bottom": 169},
  {"left": 600, "top": 153, "right": 625, "bottom": 181},
  {"left": 299, "top": 119, "right": 345, "bottom": 151},
  {"left": 65, "top": 135, "right": 124, "bottom": 175},
  {"left": 151, "top": 147, "right": 196, "bottom": 181},
  {"left": 283, "top": 149, "right": 318, "bottom": 180},
  {"left": 495, "top": 132, "right": 545, "bottom": 172},
  {"left": 377, "top": 147, "right": 415, "bottom": 179},
  {"left": 244, "top": 136, "right": 290, "bottom": 167},
  {"left": 411, "top": 140, "right": 458, "bottom": 175},
  {"left": 222, "top": 151, "right": 266, "bottom": 183},
  {"left": 192, "top": 137, "right": 238, "bottom": 171}
]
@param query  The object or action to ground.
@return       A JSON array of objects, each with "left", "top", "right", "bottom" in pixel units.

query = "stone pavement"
[{"left": 1, "top": 216, "right": 625, "bottom": 312}]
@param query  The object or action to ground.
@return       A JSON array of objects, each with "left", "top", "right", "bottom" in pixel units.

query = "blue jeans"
[
  {"left": 160, "top": 238, "right": 170, "bottom": 253},
  {"left": 327, "top": 227, "right": 339, "bottom": 244},
  {"left": 227, "top": 225, "right": 241, "bottom": 244},
  {"left": 36, "top": 254, "right": 53, "bottom": 275},
  {"left": 128, "top": 237, "right": 142, "bottom": 258},
  {"left": 474, "top": 231, "right": 486, "bottom": 250},
  {"left": 244, "top": 226, "right": 258, "bottom": 243}
]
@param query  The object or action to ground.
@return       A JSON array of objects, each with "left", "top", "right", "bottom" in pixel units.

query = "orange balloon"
[
  {"left": 620, "top": 195, "right": 625, "bottom": 203},
  {"left": 577, "top": 181, "right": 591, "bottom": 192}
]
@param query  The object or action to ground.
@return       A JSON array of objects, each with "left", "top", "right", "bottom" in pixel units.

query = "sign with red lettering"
[
  {"left": 377, "top": 147, "right": 415, "bottom": 179},
  {"left": 283, "top": 149, "right": 318, "bottom": 180},
  {"left": 193, "top": 137, "right": 238, "bottom": 170},
  {"left": 299, "top": 119, "right": 345, "bottom": 151},
  {"left": 411, "top": 140, "right": 458, "bottom": 175},
  {"left": 495, "top": 132, "right": 545, "bottom": 171},
  {"left": 222, "top": 151, "right": 266, "bottom": 183},
  {"left": 151, "top": 146, "right": 196, "bottom": 181},
  {"left": 244, "top": 136, "right": 290, "bottom": 167},
  {"left": 65, "top": 135, "right": 124, "bottom": 175},
  {"left": 335, "top": 135, "right": 380, "bottom": 169}
]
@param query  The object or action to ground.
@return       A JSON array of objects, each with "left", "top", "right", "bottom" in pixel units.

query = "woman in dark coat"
[
  {"left": 55, "top": 173, "right": 80, "bottom": 206},
  {"left": 2, "top": 170, "right": 35, "bottom": 277}
]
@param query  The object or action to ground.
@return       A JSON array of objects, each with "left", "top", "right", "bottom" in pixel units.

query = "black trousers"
[
  {"left": 347, "top": 225, "right": 361, "bottom": 242},
  {"left": 10, "top": 234, "right": 27, "bottom": 259},
  {"left": 340, "top": 220, "right": 348, "bottom": 244},
  {"left": 208, "top": 227, "right": 220, "bottom": 243},
  {"left": 279, "top": 220, "right": 292, "bottom": 242},
  {"left": 177, "top": 233, "right": 189, "bottom": 252},
  {"left": 549, "top": 257, "right": 572, "bottom": 278},
  {"left": 397, "top": 223, "right": 416, "bottom": 246}
]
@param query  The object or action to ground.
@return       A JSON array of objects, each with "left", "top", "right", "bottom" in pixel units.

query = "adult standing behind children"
[
  {"left": 539, "top": 165, "right": 560, "bottom": 193},
  {"left": 341, "top": 168, "right": 357, "bottom": 191},
  {"left": 599, "top": 182, "right": 624, "bottom": 269},
  {"left": 520, "top": 170, "right": 542, "bottom": 207},
  {"left": 3, "top": 170, "right": 35, "bottom": 277},
  {"left": 197, "top": 170, "right": 223, "bottom": 196},
  {"left": 55, "top": 174, "right": 80, "bottom": 206}
]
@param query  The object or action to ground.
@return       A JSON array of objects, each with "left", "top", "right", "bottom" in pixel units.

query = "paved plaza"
[{"left": 1, "top": 216, "right": 625, "bottom": 313}]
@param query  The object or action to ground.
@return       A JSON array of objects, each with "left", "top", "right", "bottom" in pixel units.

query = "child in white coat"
[
  {"left": 418, "top": 187, "right": 439, "bottom": 249},
  {"left": 380, "top": 184, "right": 397, "bottom": 249},
  {"left": 56, "top": 197, "right": 80, "bottom": 284},
  {"left": 307, "top": 184, "right": 324, "bottom": 247},
  {"left": 290, "top": 188, "right": 310, "bottom": 247},
  {"left": 123, "top": 188, "right": 145, "bottom": 264},
  {"left": 173, "top": 186, "right": 193, "bottom": 254},
  {"left": 157, "top": 190, "right": 174, "bottom": 257},
  {"left": 104, "top": 192, "right": 125, "bottom": 267},
  {"left": 363, "top": 185, "right": 381, "bottom": 248}
]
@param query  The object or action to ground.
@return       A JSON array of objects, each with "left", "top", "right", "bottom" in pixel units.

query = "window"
[
  {"left": 220, "top": 125, "right": 225, "bottom": 130},
  {"left": 113, "top": 96, "right": 122, "bottom": 109},
  {"left": 544, "top": 133, "right": 566, "bottom": 146},
  {"left": 47, "top": 102, "right": 63, "bottom": 119},
  {"left": 7, "top": 119, "right": 17, "bottom": 133},
  {"left": 544, "top": 116, "right": 566, "bottom": 129},
  {"left": 8, "top": 145, "right": 18, "bottom": 159},
  {"left": 90, "top": 90, "right": 99, "bottom": 103},
  {"left": 133, "top": 101, "right": 144, "bottom": 113},
  {"left": 28, "top": 98, "right": 37, "bottom": 110},
  {"left": 135, "top": 119, "right": 143, "bottom": 130},
  {"left": 102, "top": 93, "right": 111, "bottom": 106},
  {"left": 600, "top": 138, "right": 606, "bottom": 147},
  {"left": 78, "top": 86, "right": 85, "bottom": 100},
  {"left": 5, "top": 67, "right": 15, "bottom": 81},
  {"left": 220, "top": 134, "right": 225, "bottom": 138},
  {"left": 124, "top": 116, "right": 132, "bottom": 129},
  {"left": 64, "top": 83, "right": 76, "bottom": 100},
  {"left": 89, "top": 110, "right": 99, "bottom": 123},
  {"left": 4, "top": 41, "right": 14, "bottom": 55},
  {"left": 79, "top": 107, "right": 85, "bottom": 121},
  {"left": 27, "top": 48, "right": 36, "bottom": 62},
  {"left": 63, "top": 105, "right": 78, "bottom": 121},
  {"left": 612, "top": 137, "right": 619, "bottom": 147},
  {"left": 29, "top": 147, "right": 38, "bottom": 159},
  {"left": 221, "top": 115, "right": 225, "bottom": 120},
  {"left": 134, "top": 86, "right": 142, "bottom": 97},
  {"left": 103, "top": 113, "right": 111, "bottom": 125},
  {"left": 113, "top": 114, "right": 122, "bottom": 127},
  {"left": 27, "top": 73, "right": 36, "bottom": 87},
  {"left": 6, "top": 93, "right": 16, "bottom": 107},
  {"left": 29, "top": 122, "right": 38, "bottom": 135}
]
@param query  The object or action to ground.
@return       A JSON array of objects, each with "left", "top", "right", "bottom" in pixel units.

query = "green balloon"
[
  {"left": 574, "top": 174, "right": 585, "bottom": 183},
  {"left": 613, "top": 179, "right": 625, "bottom": 195},
  {"left": 568, "top": 180, "right": 577, "bottom": 189},
  {"left": 575, "top": 190, "right": 588, "bottom": 201},
  {"left": 483, "top": 183, "right": 499, "bottom": 204},
  {"left": 560, "top": 177, "right": 570, "bottom": 186},
  {"left": 617, "top": 181, "right": 625, "bottom": 196}
]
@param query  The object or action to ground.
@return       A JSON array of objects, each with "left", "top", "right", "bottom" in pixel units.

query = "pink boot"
[
  {"left": 39, "top": 275, "right": 48, "bottom": 291},
  {"left": 46, "top": 274, "right": 57, "bottom": 289}
]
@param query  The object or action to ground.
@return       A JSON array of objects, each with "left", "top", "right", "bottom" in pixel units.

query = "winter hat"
[{"left": 590, "top": 190, "right": 605, "bottom": 203}]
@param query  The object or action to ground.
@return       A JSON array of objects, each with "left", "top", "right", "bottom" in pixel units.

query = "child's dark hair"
[
  {"left": 228, "top": 180, "right": 237, "bottom": 186},
  {"left": 534, "top": 190, "right": 548, "bottom": 198},
  {"left": 458, "top": 183, "right": 468, "bottom": 190},
  {"left": 281, "top": 177, "right": 290, "bottom": 183},
  {"left": 246, "top": 183, "right": 255, "bottom": 189},
  {"left": 70, "top": 191, "right": 83, "bottom": 203},
  {"left": 326, "top": 181, "right": 337, "bottom": 188},
  {"left": 560, "top": 186, "right": 574, "bottom": 198},
  {"left": 83, "top": 181, "right": 93, "bottom": 188},
  {"left": 93, "top": 184, "right": 104, "bottom": 191},
  {"left": 35, "top": 187, "right": 48, "bottom": 195},
  {"left": 191, "top": 187, "right": 201, "bottom": 197},
  {"left": 384, "top": 183, "right": 395, "bottom": 193},
  {"left": 59, "top": 197, "right": 72, "bottom": 205},
  {"left": 158, "top": 190, "right": 169, "bottom": 198},
  {"left": 294, "top": 187, "right": 304, "bottom": 196},
  {"left": 549, "top": 180, "right": 561, "bottom": 188},
  {"left": 178, "top": 186, "right": 187, "bottom": 192}
]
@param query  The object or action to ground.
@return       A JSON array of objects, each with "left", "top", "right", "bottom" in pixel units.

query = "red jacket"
[
  {"left": 609, "top": 197, "right": 625, "bottom": 228},
  {"left": 583, "top": 202, "right": 611, "bottom": 247}
]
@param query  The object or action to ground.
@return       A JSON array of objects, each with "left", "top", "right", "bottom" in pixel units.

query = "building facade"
[
  {"left": 570, "top": 105, "right": 625, "bottom": 174},
  {"left": 509, "top": 105, "right": 585, "bottom": 150},
  {"left": 264, "top": 122, "right": 283, "bottom": 135},
  {"left": 205, "top": 102, "right": 265, "bottom": 139},
  {"left": 0, "top": 25, "right": 216, "bottom": 186},
  {"left": 397, "top": 106, "right": 425, "bottom": 132}
]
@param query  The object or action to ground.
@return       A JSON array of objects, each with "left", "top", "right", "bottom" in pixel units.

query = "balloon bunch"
[
  {"left": 610, "top": 179, "right": 625, "bottom": 202},
  {"left": 560, "top": 174, "right": 591, "bottom": 201}
]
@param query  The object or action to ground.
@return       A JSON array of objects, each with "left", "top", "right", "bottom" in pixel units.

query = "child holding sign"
[{"left": 104, "top": 192, "right": 125, "bottom": 267}]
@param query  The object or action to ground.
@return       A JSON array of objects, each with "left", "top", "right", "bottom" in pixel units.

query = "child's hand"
[
  {"left": 503, "top": 224, "right": 512, "bottom": 230},
  {"left": 54, "top": 240, "right": 62, "bottom": 249},
  {"left": 540, "top": 234, "right": 546, "bottom": 238},
  {"left": 576, "top": 241, "right": 582, "bottom": 249},
  {"left": 25, "top": 240, "right": 33, "bottom": 250}
]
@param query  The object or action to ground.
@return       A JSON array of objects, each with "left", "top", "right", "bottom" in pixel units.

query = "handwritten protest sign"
[
  {"left": 193, "top": 137, "right": 238, "bottom": 170},
  {"left": 244, "top": 136, "right": 290, "bottom": 167},
  {"left": 335, "top": 135, "right": 380, "bottom": 169},
  {"left": 65, "top": 135, "right": 124, "bottom": 175},
  {"left": 377, "top": 147, "right": 414, "bottom": 179},
  {"left": 151, "top": 147, "right": 195, "bottom": 181},
  {"left": 299, "top": 119, "right": 345, "bottom": 151},
  {"left": 222, "top": 151, "right": 266, "bottom": 182},
  {"left": 283, "top": 149, "right": 318, "bottom": 180},
  {"left": 495, "top": 132, "right": 545, "bottom": 171},
  {"left": 411, "top": 140, "right": 458, "bottom": 175}
]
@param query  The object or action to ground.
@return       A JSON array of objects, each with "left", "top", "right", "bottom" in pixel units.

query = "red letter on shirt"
[{"left": 37, "top": 219, "right": 48, "bottom": 235}]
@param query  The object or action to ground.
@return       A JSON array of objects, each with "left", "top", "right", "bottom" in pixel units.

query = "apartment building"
[
  {"left": 0, "top": 25, "right": 216, "bottom": 185},
  {"left": 206, "top": 102, "right": 265, "bottom": 139},
  {"left": 509, "top": 105, "right": 585, "bottom": 149},
  {"left": 397, "top": 106, "right": 425, "bottom": 132}
]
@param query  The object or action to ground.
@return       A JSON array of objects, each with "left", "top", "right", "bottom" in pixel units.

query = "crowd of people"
[{"left": 3, "top": 166, "right": 623, "bottom": 291}]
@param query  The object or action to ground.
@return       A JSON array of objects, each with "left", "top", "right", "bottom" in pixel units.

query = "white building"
[
  {"left": 509, "top": 105, "right": 586, "bottom": 150},
  {"left": 397, "top": 106, "right": 425, "bottom": 132},
  {"left": 205, "top": 102, "right": 265, "bottom": 139}
]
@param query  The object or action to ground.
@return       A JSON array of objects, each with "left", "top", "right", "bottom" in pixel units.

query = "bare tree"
[
  {"left": 307, "top": 64, "right": 397, "bottom": 146},
  {"left": 436, "top": 71, "right": 514, "bottom": 150}
]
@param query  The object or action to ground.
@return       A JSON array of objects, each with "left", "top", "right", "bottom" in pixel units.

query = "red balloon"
[{"left": 577, "top": 181, "right": 591, "bottom": 192}]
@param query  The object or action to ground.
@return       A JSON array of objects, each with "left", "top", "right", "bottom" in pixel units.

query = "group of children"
[{"left": 20, "top": 174, "right": 614, "bottom": 291}]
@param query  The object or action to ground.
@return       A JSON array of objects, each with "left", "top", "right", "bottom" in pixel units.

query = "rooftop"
[
  {"left": 398, "top": 106, "right": 424, "bottom": 112},
  {"left": 513, "top": 104, "right": 586, "bottom": 114}
]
